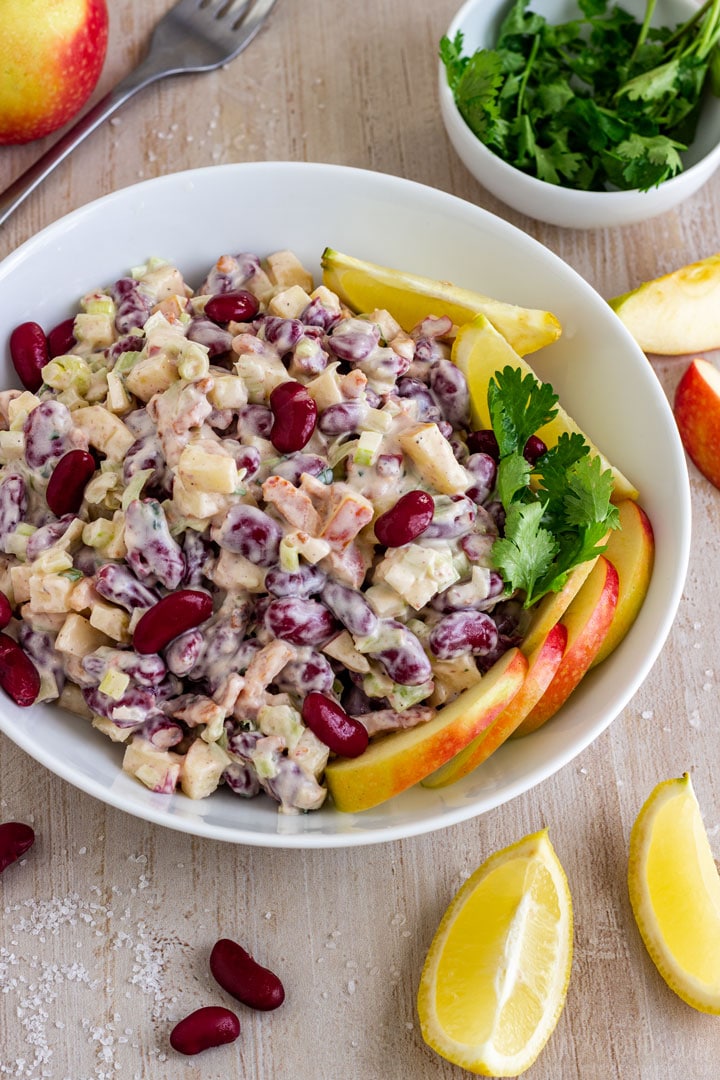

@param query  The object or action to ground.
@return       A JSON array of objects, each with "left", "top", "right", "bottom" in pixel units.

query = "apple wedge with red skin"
[
  {"left": 421, "top": 622, "right": 567, "bottom": 789},
  {"left": 325, "top": 647, "right": 527, "bottom": 813},
  {"left": 514, "top": 555, "right": 619, "bottom": 737},
  {"left": 673, "top": 358, "right": 720, "bottom": 490},
  {"left": 591, "top": 499, "right": 654, "bottom": 668}
]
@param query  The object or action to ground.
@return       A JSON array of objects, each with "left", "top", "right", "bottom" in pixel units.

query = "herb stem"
[
  {"left": 631, "top": 0, "right": 657, "bottom": 62},
  {"left": 663, "top": 0, "right": 713, "bottom": 52},
  {"left": 516, "top": 31, "right": 541, "bottom": 119}
]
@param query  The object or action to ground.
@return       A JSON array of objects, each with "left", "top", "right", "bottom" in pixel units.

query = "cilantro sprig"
[
  {"left": 440, "top": 0, "right": 720, "bottom": 192},
  {"left": 488, "top": 367, "right": 620, "bottom": 608}
]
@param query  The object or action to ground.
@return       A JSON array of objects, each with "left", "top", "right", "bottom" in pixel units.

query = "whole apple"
[{"left": 0, "top": 0, "right": 109, "bottom": 145}]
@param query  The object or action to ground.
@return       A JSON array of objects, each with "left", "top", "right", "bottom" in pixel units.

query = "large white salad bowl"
[{"left": 0, "top": 162, "right": 690, "bottom": 847}]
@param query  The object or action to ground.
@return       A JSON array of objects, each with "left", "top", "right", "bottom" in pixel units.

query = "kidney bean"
[
  {"left": 24, "top": 399, "right": 74, "bottom": 472},
  {"left": 233, "top": 444, "right": 261, "bottom": 480},
  {"left": 0, "top": 821, "right": 35, "bottom": 874},
  {"left": 374, "top": 490, "right": 434, "bottom": 547},
  {"left": 165, "top": 628, "right": 204, "bottom": 676},
  {"left": 122, "top": 437, "right": 167, "bottom": 490},
  {"left": 224, "top": 762, "right": 262, "bottom": 798},
  {"left": 359, "top": 348, "right": 410, "bottom": 386},
  {"left": 18, "top": 624, "right": 65, "bottom": 696},
  {"left": 269, "top": 453, "right": 328, "bottom": 486},
  {"left": 414, "top": 336, "right": 448, "bottom": 364},
  {"left": 376, "top": 453, "right": 403, "bottom": 478},
  {"left": 25, "top": 515, "right": 73, "bottom": 561},
  {"left": 214, "top": 504, "right": 282, "bottom": 566},
  {"left": 275, "top": 649, "right": 334, "bottom": 694},
  {"left": 265, "top": 563, "right": 326, "bottom": 599},
  {"left": 368, "top": 619, "right": 432, "bottom": 686},
  {"left": 133, "top": 590, "right": 213, "bottom": 655},
  {"left": 170, "top": 1005, "right": 240, "bottom": 1056},
  {"left": 95, "top": 564, "right": 159, "bottom": 611},
  {"left": 181, "top": 531, "right": 211, "bottom": 590},
  {"left": 301, "top": 296, "right": 341, "bottom": 331},
  {"left": 262, "top": 316, "right": 304, "bottom": 353},
  {"left": 428, "top": 611, "right": 499, "bottom": 660},
  {"left": 524, "top": 434, "right": 548, "bottom": 465},
  {"left": 227, "top": 727, "right": 263, "bottom": 761},
  {"left": 485, "top": 500, "right": 506, "bottom": 534},
  {"left": 423, "top": 494, "right": 476, "bottom": 540},
  {"left": 9, "top": 321, "right": 49, "bottom": 392},
  {"left": 466, "top": 452, "right": 497, "bottom": 505},
  {"left": 318, "top": 401, "right": 364, "bottom": 435},
  {"left": 210, "top": 938, "right": 285, "bottom": 1010},
  {"left": 45, "top": 449, "right": 96, "bottom": 517},
  {"left": 201, "top": 252, "right": 261, "bottom": 295},
  {"left": 125, "top": 499, "right": 186, "bottom": 589},
  {"left": 321, "top": 580, "right": 378, "bottom": 637},
  {"left": 82, "top": 685, "right": 157, "bottom": 726},
  {"left": 264, "top": 598, "right": 337, "bottom": 647},
  {"left": 467, "top": 429, "right": 500, "bottom": 461},
  {"left": 47, "top": 317, "right": 77, "bottom": 358},
  {"left": 0, "top": 633, "right": 41, "bottom": 706},
  {"left": 205, "top": 290, "right": 260, "bottom": 324},
  {"left": 428, "top": 359, "right": 470, "bottom": 428},
  {"left": 269, "top": 381, "right": 317, "bottom": 454},
  {"left": 302, "top": 692, "right": 369, "bottom": 758},
  {"left": 328, "top": 317, "right": 380, "bottom": 362},
  {"left": 124, "top": 407, "right": 155, "bottom": 439},
  {"left": 186, "top": 316, "right": 233, "bottom": 357},
  {"left": 0, "top": 592, "right": 11, "bottom": 630},
  {"left": 0, "top": 474, "right": 26, "bottom": 551},
  {"left": 432, "top": 570, "right": 505, "bottom": 614},
  {"left": 237, "top": 403, "right": 273, "bottom": 438},
  {"left": 109, "top": 278, "right": 152, "bottom": 334},
  {"left": 142, "top": 714, "right": 184, "bottom": 750}
]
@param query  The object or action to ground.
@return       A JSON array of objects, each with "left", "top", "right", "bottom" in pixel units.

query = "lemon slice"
[
  {"left": 417, "top": 829, "right": 573, "bottom": 1077},
  {"left": 320, "top": 248, "right": 561, "bottom": 356},
  {"left": 451, "top": 314, "right": 638, "bottom": 501},
  {"left": 628, "top": 773, "right": 720, "bottom": 1014}
]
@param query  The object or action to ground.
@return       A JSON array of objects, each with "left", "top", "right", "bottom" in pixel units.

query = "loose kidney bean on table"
[
  {"left": 169, "top": 1005, "right": 240, "bottom": 1056},
  {"left": 0, "top": 821, "right": 35, "bottom": 874},
  {"left": 210, "top": 938, "right": 286, "bottom": 1011}
]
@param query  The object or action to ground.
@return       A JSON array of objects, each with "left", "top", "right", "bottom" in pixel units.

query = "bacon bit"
[
  {"left": 320, "top": 487, "right": 374, "bottom": 549},
  {"left": 320, "top": 540, "right": 373, "bottom": 589},
  {"left": 233, "top": 640, "right": 295, "bottom": 721},
  {"left": 356, "top": 706, "right": 434, "bottom": 737},
  {"left": 262, "top": 475, "right": 322, "bottom": 534}
]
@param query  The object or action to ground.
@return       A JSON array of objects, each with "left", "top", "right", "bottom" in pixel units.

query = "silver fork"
[{"left": 0, "top": 0, "right": 278, "bottom": 228}]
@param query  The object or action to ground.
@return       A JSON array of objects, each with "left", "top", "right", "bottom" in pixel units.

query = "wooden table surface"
[{"left": 1, "top": 1, "right": 719, "bottom": 1077}]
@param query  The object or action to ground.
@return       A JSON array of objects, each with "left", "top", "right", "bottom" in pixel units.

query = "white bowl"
[
  {"left": 0, "top": 162, "right": 690, "bottom": 846},
  {"left": 440, "top": 0, "right": 720, "bottom": 228}
]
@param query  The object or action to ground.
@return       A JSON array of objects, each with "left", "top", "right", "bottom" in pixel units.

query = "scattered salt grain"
[{"left": 641, "top": 710, "right": 654, "bottom": 720}]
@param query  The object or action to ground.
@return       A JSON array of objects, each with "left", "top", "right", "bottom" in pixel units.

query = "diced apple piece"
[
  {"left": 609, "top": 254, "right": 720, "bottom": 355},
  {"left": 514, "top": 556, "right": 619, "bottom": 736},
  {"left": 266, "top": 250, "right": 314, "bottom": 291},
  {"left": 267, "top": 285, "right": 312, "bottom": 319},
  {"left": 591, "top": 500, "right": 654, "bottom": 667},
  {"left": 423, "top": 623, "right": 567, "bottom": 787},
  {"left": 398, "top": 423, "right": 471, "bottom": 494},
  {"left": 125, "top": 352, "right": 178, "bottom": 401},
  {"left": 180, "top": 738, "right": 232, "bottom": 800},
  {"left": 325, "top": 647, "right": 527, "bottom": 813},
  {"left": 72, "top": 406, "right": 135, "bottom": 460},
  {"left": 55, "top": 612, "right": 112, "bottom": 657},
  {"left": 123, "top": 738, "right": 182, "bottom": 794},
  {"left": 673, "top": 358, "right": 720, "bottom": 490}
]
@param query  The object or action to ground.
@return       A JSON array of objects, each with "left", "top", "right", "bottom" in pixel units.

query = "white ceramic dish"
[
  {"left": 0, "top": 161, "right": 690, "bottom": 846},
  {"left": 440, "top": 0, "right": 720, "bottom": 228}
]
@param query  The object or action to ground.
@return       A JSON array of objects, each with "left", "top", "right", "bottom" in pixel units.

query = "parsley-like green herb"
[
  {"left": 488, "top": 367, "right": 620, "bottom": 607},
  {"left": 440, "top": 0, "right": 720, "bottom": 192}
]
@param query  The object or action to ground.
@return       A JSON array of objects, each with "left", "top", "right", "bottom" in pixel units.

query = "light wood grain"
[{"left": 2, "top": 1, "right": 720, "bottom": 1077}]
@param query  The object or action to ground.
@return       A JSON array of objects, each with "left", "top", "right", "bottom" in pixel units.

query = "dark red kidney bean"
[
  {"left": 264, "top": 598, "right": 337, "bottom": 647},
  {"left": 82, "top": 685, "right": 157, "bottom": 726},
  {"left": 523, "top": 434, "right": 548, "bottom": 465},
  {"left": 186, "top": 316, "right": 234, "bottom": 357},
  {"left": 422, "top": 494, "right": 476, "bottom": 540},
  {"left": 210, "top": 938, "right": 286, "bottom": 1011},
  {"left": 133, "top": 590, "right": 213, "bottom": 655},
  {"left": 395, "top": 377, "right": 442, "bottom": 422},
  {"left": 45, "top": 449, "right": 96, "bottom": 517},
  {"left": 237, "top": 403, "right": 273, "bottom": 438},
  {"left": 301, "top": 692, "right": 369, "bottom": 758},
  {"left": 0, "top": 821, "right": 35, "bottom": 874},
  {"left": 274, "top": 650, "right": 334, "bottom": 694},
  {"left": 265, "top": 563, "right": 326, "bottom": 599},
  {"left": 205, "top": 290, "right": 260, "bottom": 324},
  {"left": 374, "top": 490, "right": 434, "bottom": 547},
  {"left": 368, "top": 619, "right": 433, "bottom": 686},
  {"left": 321, "top": 580, "right": 378, "bottom": 637},
  {"left": 0, "top": 474, "right": 27, "bottom": 550},
  {"left": 47, "top": 317, "right": 76, "bottom": 358},
  {"left": 428, "top": 611, "right": 499, "bottom": 660},
  {"left": 215, "top": 504, "right": 282, "bottom": 566},
  {"left": 318, "top": 401, "right": 364, "bottom": 435},
  {"left": 327, "top": 318, "right": 379, "bottom": 362},
  {"left": 466, "top": 452, "right": 497, "bottom": 505},
  {"left": 9, "top": 322, "right": 49, "bottom": 392},
  {"left": 269, "top": 381, "right": 317, "bottom": 454},
  {"left": 428, "top": 359, "right": 470, "bottom": 428},
  {"left": 95, "top": 564, "right": 160, "bottom": 611},
  {"left": 164, "top": 628, "right": 204, "bottom": 676},
  {"left": 270, "top": 453, "right": 328, "bottom": 486},
  {"left": 262, "top": 316, "right": 303, "bottom": 352},
  {"left": 169, "top": 1005, "right": 240, "bottom": 1056},
  {"left": 467, "top": 429, "right": 500, "bottom": 461},
  {"left": 0, "top": 592, "right": 11, "bottom": 630},
  {"left": 109, "top": 277, "right": 153, "bottom": 334},
  {"left": 0, "top": 633, "right": 41, "bottom": 706}
]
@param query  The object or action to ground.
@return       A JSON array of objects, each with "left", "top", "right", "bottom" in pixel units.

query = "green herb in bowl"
[{"left": 441, "top": 0, "right": 720, "bottom": 191}]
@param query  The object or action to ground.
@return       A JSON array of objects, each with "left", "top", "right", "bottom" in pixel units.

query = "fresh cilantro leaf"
[
  {"left": 439, "top": 33, "right": 466, "bottom": 95},
  {"left": 487, "top": 367, "right": 558, "bottom": 458},
  {"left": 563, "top": 454, "right": 619, "bottom": 530},
  {"left": 495, "top": 451, "right": 532, "bottom": 507},
  {"left": 491, "top": 502, "right": 559, "bottom": 603},
  {"left": 454, "top": 50, "right": 504, "bottom": 138}
]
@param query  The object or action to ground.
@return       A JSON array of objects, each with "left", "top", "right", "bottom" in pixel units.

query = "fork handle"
[{"left": 0, "top": 59, "right": 168, "bottom": 230}]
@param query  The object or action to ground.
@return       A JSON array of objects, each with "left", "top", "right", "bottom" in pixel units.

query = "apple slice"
[
  {"left": 514, "top": 556, "right": 619, "bottom": 737},
  {"left": 521, "top": 555, "right": 600, "bottom": 658},
  {"left": 421, "top": 623, "right": 567, "bottom": 789},
  {"left": 673, "top": 358, "right": 720, "bottom": 489},
  {"left": 590, "top": 500, "right": 655, "bottom": 668},
  {"left": 325, "top": 648, "right": 527, "bottom": 813},
  {"left": 609, "top": 254, "right": 720, "bottom": 355},
  {"left": 451, "top": 315, "right": 639, "bottom": 501}
]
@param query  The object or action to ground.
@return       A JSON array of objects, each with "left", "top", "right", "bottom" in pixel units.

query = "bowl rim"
[
  {"left": 0, "top": 160, "right": 692, "bottom": 847},
  {"left": 439, "top": 0, "right": 720, "bottom": 206}
]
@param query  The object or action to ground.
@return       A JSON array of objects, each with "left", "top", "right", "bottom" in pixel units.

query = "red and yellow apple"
[
  {"left": 521, "top": 554, "right": 600, "bottom": 657},
  {"left": 591, "top": 500, "right": 654, "bottom": 668},
  {"left": 325, "top": 647, "right": 527, "bottom": 813},
  {"left": 673, "top": 358, "right": 720, "bottom": 490},
  {"left": 0, "top": 0, "right": 109, "bottom": 145},
  {"left": 514, "top": 555, "right": 619, "bottom": 736},
  {"left": 422, "top": 622, "right": 567, "bottom": 789}
]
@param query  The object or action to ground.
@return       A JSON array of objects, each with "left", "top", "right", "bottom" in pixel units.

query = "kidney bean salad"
[{"left": 0, "top": 248, "right": 572, "bottom": 814}]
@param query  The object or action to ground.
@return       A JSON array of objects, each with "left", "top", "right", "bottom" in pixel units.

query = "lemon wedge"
[
  {"left": 451, "top": 314, "right": 638, "bottom": 501},
  {"left": 628, "top": 773, "right": 720, "bottom": 1014},
  {"left": 320, "top": 247, "right": 561, "bottom": 356},
  {"left": 417, "top": 829, "right": 573, "bottom": 1077}
]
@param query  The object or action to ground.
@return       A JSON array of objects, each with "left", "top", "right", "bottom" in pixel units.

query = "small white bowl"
[{"left": 440, "top": 0, "right": 720, "bottom": 228}]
